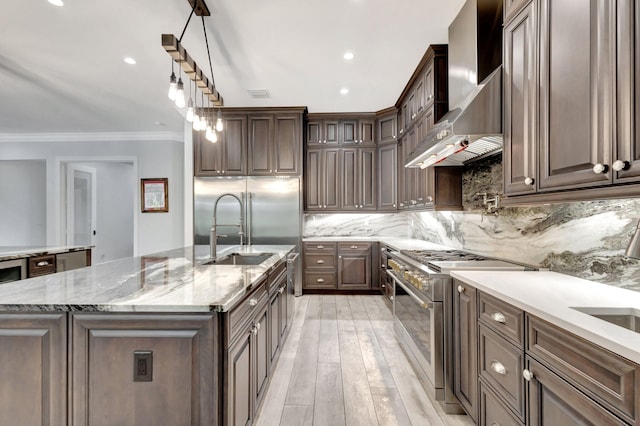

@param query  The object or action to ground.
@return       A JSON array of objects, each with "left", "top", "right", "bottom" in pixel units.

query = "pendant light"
[
  {"left": 198, "top": 93, "right": 207, "bottom": 130},
  {"left": 168, "top": 72, "right": 177, "bottom": 101},
  {"left": 175, "top": 78, "right": 185, "bottom": 108},
  {"left": 186, "top": 80, "right": 195, "bottom": 122},
  {"left": 215, "top": 109, "right": 223, "bottom": 132}
]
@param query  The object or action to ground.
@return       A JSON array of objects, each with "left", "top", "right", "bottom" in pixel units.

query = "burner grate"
[{"left": 401, "top": 249, "right": 488, "bottom": 264}]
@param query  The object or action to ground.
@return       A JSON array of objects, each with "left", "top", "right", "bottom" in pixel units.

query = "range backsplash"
[{"left": 302, "top": 156, "right": 640, "bottom": 291}]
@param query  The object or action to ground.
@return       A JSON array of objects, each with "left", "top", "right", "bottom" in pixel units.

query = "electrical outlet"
[{"left": 133, "top": 350, "right": 153, "bottom": 382}]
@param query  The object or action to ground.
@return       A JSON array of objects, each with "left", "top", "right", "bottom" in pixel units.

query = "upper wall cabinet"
[
  {"left": 504, "top": 0, "right": 640, "bottom": 203},
  {"left": 194, "top": 107, "right": 305, "bottom": 177},
  {"left": 306, "top": 114, "right": 376, "bottom": 146}
]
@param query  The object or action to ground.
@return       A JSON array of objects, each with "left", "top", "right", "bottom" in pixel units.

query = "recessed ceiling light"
[
  {"left": 124, "top": 57, "right": 137, "bottom": 65},
  {"left": 340, "top": 88, "right": 349, "bottom": 95},
  {"left": 48, "top": 0, "right": 64, "bottom": 6},
  {"left": 343, "top": 52, "right": 355, "bottom": 61}
]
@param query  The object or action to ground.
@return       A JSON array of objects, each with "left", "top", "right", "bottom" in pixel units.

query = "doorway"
[{"left": 62, "top": 161, "right": 135, "bottom": 264}]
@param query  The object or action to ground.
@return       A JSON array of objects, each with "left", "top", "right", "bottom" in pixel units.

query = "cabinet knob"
[
  {"left": 613, "top": 160, "right": 631, "bottom": 171},
  {"left": 316, "top": 259, "right": 324, "bottom": 264},
  {"left": 392, "top": 135, "right": 396, "bottom": 139},
  {"left": 457, "top": 285, "right": 464, "bottom": 293},
  {"left": 317, "top": 245, "right": 324, "bottom": 249},
  {"left": 592, "top": 163, "right": 608, "bottom": 174},
  {"left": 248, "top": 298, "right": 258, "bottom": 307},
  {"left": 351, "top": 245, "right": 358, "bottom": 249},
  {"left": 490, "top": 312, "right": 507, "bottom": 324},
  {"left": 251, "top": 325, "right": 258, "bottom": 336},
  {"left": 428, "top": 94, "right": 433, "bottom": 100},
  {"left": 255, "top": 321, "right": 261, "bottom": 330},
  {"left": 222, "top": 170, "right": 226, "bottom": 174},
  {"left": 339, "top": 255, "right": 342, "bottom": 259},
  {"left": 278, "top": 286, "right": 285, "bottom": 294},
  {"left": 270, "top": 169, "right": 273, "bottom": 173},
  {"left": 217, "top": 171, "right": 221, "bottom": 174},
  {"left": 37, "top": 261, "right": 49, "bottom": 267},
  {"left": 524, "top": 177, "right": 535, "bottom": 186},
  {"left": 522, "top": 369, "right": 534, "bottom": 381},
  {"left": 316, "top": 278, "right": 325, "bottom": 283},
  {"left": 490, "top": 361, "right": 507, "bottom": 375},
  {"left": 393, "top": 204, "right": 396, "bottom": 208},
  {"left": 427, "top": 196, "right": 433, "bottom": 202},
  {"left": 399, "top": 129, "right": 403, "bottom": 134}
]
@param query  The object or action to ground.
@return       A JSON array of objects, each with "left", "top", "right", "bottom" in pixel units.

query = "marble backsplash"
[{"left": 302, "top": 156, "right": 640, "bottom": 291}]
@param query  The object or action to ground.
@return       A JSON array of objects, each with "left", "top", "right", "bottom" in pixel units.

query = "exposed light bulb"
[
  {"left": 168, "top": 72, "right": 177, "bottom": 101},
  {"left": 186, "top": 99, "right": 194, "bottom": 123},
  {"left": 206, "top": 125, "right": 214, "bottom": 142},
  {"left": 199, "top": 115, "right": 207, "bottom": 131},
  {"left": 211, "top": 129, "right": 218, "bottom": 143},
  {"left": 192, "top": 112, "right": 201, "bottom": 130},
  {"left": 216, "top": 115, "right": 223, "bottom": 132},
  {"left": 175, "top": 78, "right": 185, "bottom": 108}
]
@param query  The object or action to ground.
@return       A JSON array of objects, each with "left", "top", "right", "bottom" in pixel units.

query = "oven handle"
[{"left": 386, "top": 270, "right": 433, "bottom": 309}]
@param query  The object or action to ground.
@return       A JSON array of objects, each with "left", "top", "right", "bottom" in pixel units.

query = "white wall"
[
  {"left": 82, "top": 162, "right": 134, "bottom": 262},
  {"left": 0, "top": 160, "right": 47, "bottom": 246},
  {"left": 0, "top": 136, "right": 184, "bottom": 256}
]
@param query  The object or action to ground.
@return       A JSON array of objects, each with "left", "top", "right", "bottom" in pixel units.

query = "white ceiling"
[{"left": 0, "top": 0, "right": 465, "bottom": 134}]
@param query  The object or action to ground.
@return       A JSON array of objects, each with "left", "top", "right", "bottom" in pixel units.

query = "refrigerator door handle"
[{"left": 247, "top": 192, "right": 253, "bottom": 246}]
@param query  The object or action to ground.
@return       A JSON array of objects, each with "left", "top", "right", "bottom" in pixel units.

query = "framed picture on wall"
[{"left": 141, "top": 178, "right": 168, "bottom": 213}]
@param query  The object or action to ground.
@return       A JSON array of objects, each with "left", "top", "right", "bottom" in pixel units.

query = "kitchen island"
[{"left": 0, "top": 244, "right": 295, "bottom": 426}]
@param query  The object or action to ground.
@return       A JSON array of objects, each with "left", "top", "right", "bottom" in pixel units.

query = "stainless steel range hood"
[{"left": 406, "top": 0, "right": 503, "bottom": 168}]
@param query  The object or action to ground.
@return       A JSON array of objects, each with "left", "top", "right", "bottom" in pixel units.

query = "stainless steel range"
[{"left": 385, "top": 247, "right": 526, "bottom": 413}]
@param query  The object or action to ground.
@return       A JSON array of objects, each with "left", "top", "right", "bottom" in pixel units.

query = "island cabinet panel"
[
  {"left": 0, "top": 313, "right": 66, "bottom": 426},
  {"left": 71, "top": 314, "right": 217, "bottom": 426}
]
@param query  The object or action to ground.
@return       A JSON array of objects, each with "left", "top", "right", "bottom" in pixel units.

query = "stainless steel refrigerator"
[{"left": 194, "top": 176, "right": 302, "bottom": 295}]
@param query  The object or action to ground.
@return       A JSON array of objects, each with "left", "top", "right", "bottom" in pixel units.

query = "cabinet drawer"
[
  {"left": 225, "top": 280, "right": 267, "bottom": 348},
  {"left": 479, "top": 381, "right": 524, "bottom": 426},
  {"left": 303, "top": 272, "right": 336, "bottom": 289},
  {"left": 304, "top": 254, "right": 336, "bottom": 269},
  {"left": 479, "top": 291, "right": 525, "bottom": 348},
  {"left": 527, "top": 315, "right": 639, "bottom": 424},
  {"left": 479, "top": 324, "right": 525, "bottom": 421},
  {"left": 28, "top": 255, "right": 56, "bottom": 277},
  {"left": 337, "top": 242, "right": 372, "bottom": 253},
  {"left": 303, "top": 242, "right": 337, "bottom": 253}
]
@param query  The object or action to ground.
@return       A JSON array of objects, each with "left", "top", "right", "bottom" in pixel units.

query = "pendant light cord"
[
  {"left": 179, "top": 2, "right": 197, "bottom": 43},
  {"left": 202, "top": 16, "right": 216, "bottom": 88}
]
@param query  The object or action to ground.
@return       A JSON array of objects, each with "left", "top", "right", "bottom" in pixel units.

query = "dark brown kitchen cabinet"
[
  {"left": 268, "top": 263, "right": 287, "bottom": 365},
  {"left": 503, "top": 1, "right": 538, "bottom": 195},
  {"left": 248, "top": 113, "right": 302, "bottom": 176},
  {"left": 378, "top": 143, "right": 398, "bottom": 211},
  {"left": 338, "top": 242, "right": 373, "bottom": 290},
  {"left": 305, "top": 148, "right": 340, "bottom": 211},
  {"left": 452, "top": 279, "right": 478, "bottom": 422},
  {"left": 0, "top": 313, "right": 67, "bottom": 426},
  {"left": 376, "top": 109, "right": 397, "bottom": 145},
  {"left": 306, "top": 118, "right": 340, "bottom": 146},
  {"left": 504, "top": 0, "right": 531, "bottom": 23},
  {"left": 303, "top": 242, "right": 337, "bottom": 290},
  {"left": 341, "top": 148, "right": 376, "bottom": 211},
  {"left": 71, "top": 313, "right": 217, "bottom": 426},
  {"left": 537, "top": 0, "right": 615, "bottom": 191},
  {"left": 195, "top": 114, "right": 248, "bottom": 176}
]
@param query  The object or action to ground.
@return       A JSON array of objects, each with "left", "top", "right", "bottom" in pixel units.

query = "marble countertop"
[
  {"left": 0, "top": 245, "right": 94, "bottom": 261},
  {"left": 0, "top": 245, "right": 294, "bottom": 313},
  {"left": 450, "top": 270, "right": 640, "bottom": 364}
]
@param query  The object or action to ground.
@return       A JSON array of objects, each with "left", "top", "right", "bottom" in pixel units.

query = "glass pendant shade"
[
  {"left": 205, "top": 125, "right": 214, "bottom": 142},
  {"left": 211, "top": 129, "right": 218, "bottom": 143},
  {"left": 199, "top": 115, "right": 207, "bottom": 131},
  {"left": 215, "top": 111, "right": 223, "bottom": 132},
  {"left": 192, "top": 112, "right": 201, "bottom": 130},
  {"left": 168, "top": 72, "right": 177, "bottom": 101},
  {"left": 186, "top": 102, "right": 194, "bottom": 122},
  {"left": 175, "top": 78, "right": 185, "bottom": 108}
]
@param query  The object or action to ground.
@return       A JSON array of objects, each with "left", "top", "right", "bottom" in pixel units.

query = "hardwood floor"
[{"left": 256, "top": 295, "right": 475, "bottom": 426}]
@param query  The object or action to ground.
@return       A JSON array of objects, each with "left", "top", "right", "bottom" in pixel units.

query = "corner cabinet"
[
  {"left": 504, "top": 0, "right": 640, "bottom": 203},
  {"left": 195, "top": 107, "right": 304, "bottom": 177}
]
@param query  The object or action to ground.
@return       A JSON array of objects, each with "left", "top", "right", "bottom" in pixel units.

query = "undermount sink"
[
  {"left": 203, "top": 253, "right": 274, "bottom": 266},
  {"left": 572, "top": 307, "right": 640, "bottom": 333}
]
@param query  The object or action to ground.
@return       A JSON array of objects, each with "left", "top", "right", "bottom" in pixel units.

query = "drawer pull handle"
[
  {"left": 490, "top": 312, "right": 506, "bottom": 324},
  {"left": 351, "top": 245, "right": 358, "bottom": 249},
  {"left": 37, "top": 261, "right": 49, "bottom": 267},
  {"left": 316, "top": 278, "right": 325, "bottom": 283},
  {"left": 457, "top": 285, "right": 464, "bottom": 293},
  {"left": 490, "top": 361, "right": 507, "bottom": 375},
  {"left": 278, "top": 286, "right": 285, "bottom": 294},
  {"left": 316, "top": 260, "right": 324, "bottom": 264},
  {"left": 317, "top": 245, "right": 324, "bottom": 249},
  {"left": 522, "top": 369, "right": 534, "bottom": 381},
  {"left": 248, "top": 298, "right": 258, "bottom": 307}
]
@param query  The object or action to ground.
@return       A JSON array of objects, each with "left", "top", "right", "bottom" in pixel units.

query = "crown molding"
[{"left": 0, "top": 131, "right": 184, "bottom": 143}]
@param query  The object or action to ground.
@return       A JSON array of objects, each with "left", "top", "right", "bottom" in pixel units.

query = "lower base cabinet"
[
  {"left": 452, "top": 278, "right": 640, "bottom": 426},
  {"left": 303, "top": 241, "right": 377, "bottom": 292},
  {"left": 0, "top": 313, "right": 67, "bottom": 425},
  {"left": 71, "top": 313, "right": 217, "bottom": 425}
]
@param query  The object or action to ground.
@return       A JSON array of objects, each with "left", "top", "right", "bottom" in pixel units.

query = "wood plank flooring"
[{"left": 255, "top": 295, "right": 475, "bottom": 426}]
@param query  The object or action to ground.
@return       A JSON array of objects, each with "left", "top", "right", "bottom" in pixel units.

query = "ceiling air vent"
[{"left": 247, "top": 89, "right": 271, "bottom": 99}]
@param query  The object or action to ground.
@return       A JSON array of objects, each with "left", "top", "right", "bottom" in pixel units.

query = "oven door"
[{"left": 389, "top": 270, "right": 444, "bottom": 396}]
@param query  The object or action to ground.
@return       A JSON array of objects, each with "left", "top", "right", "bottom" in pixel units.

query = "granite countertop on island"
[
  {"left": 0, "top": 244, "right": 294, "bottom": 313},
  {"left": 0, "top": 245, "right": 94, "bottom": 261},
  {"left": 450, "top": 270, "right": 640, "bottom": 364}
]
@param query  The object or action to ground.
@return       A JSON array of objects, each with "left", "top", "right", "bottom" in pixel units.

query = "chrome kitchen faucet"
[{"left": 210, "top": 193, "right": 245, "bottom": 259}]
